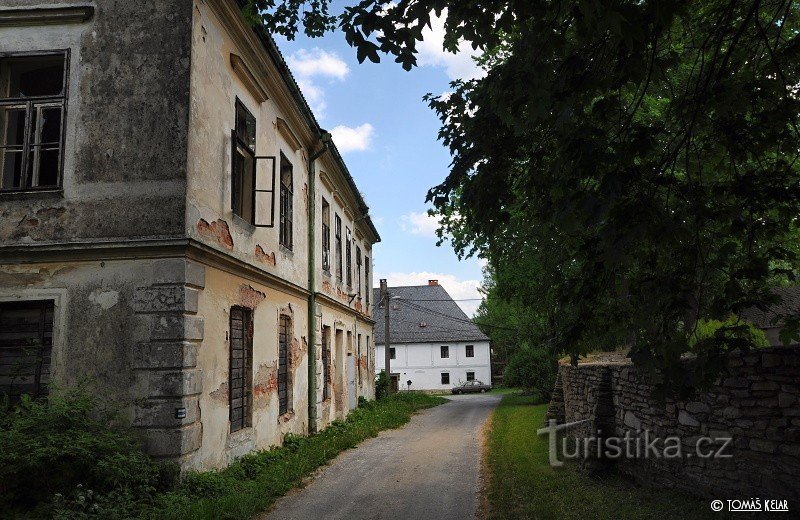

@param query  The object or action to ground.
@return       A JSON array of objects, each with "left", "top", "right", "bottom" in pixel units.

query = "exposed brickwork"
[{"left": 549, "top": 348, "right": 800, "bottom": 500}]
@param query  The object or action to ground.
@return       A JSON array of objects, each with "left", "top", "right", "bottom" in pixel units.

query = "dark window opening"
[
  {"left": 321, "top": 198, "right": 330, "bottom": 272},
  {"left": 364, "top": 257, "right": 370, "bottom": 309},
  {"left": 466, "top": 371, "right": 475, "bottom": 381},
  {"left": 345, "top": 227, "right": 352, "bottom": 287},
  {"left": 322, "top": 326, "right": 331, "bottom": 401},
  {"left": 0, "top": 300, "right": 54, "bottom": 402},
  {"left": 1, "top": 53, "right": 67, "bottom": 191},
  {"left": 440, "top": 345, "right": 449, "bottom": 358},
  {"left": 334, "top": 214, "right": 342, "bottom": 281},
  {"left": 466, "top": 345, "right": 474, "bottom": 358},
  {"left": 356, "top": 246, "right": 362, "bottom": 297},
  {"left": 389, "top": 347, "right": 395, "bottom": 360},
  {"left": 229, "top": 306, "right": 253, "bottom": 432},
  {"left": 279, "top": 153, "right": 293, "bottom": 249},
  {"left": 232, "top": 99, "right": 256, "bottom": 223},
  {"left": 441, "top": 372, "right": 450, "bottom": 385},
  {"left": 278, "top": 314, "right": 292, "bottom": 415}
]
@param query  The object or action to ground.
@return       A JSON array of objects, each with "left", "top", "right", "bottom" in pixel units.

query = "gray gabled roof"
[{"left": 372, "top": 284, "right": 490, "bottom": 344}]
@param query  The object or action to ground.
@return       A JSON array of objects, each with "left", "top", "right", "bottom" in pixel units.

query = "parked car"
[{"left": 451, "top": 381, "right": 491, "bottom": 394}]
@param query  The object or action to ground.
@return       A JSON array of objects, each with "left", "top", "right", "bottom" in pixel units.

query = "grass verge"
[
  {"left": 486, "top": 394, "right": 718, "bottom": 520},
  {"left": 151, "top": 392, "right": 446, "bottom": 520}
]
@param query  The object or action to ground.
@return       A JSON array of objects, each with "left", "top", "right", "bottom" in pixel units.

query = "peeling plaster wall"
[
  {"left": 0, "top": 1, "right": 191, "bottom": 243},
  {"left": 190, "top": 266, "right": 309, "bottom": 471},
  {"left": 186, "top": 0, "right": 308, "bottom": 288},
  {"left": 0, "top": 258, "right": 205, "bottom": 460}
]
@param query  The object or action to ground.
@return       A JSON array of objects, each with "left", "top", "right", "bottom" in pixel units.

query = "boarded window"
[
  {"left": 0, "top": 53, "right": 67, "bottom": 191},
  {"left": 466, "top": 371, "right": 475, "bottom": 381},
  {"left": 232, "top": 99, "right": 256, "bottom": 223},
  {"left": 321, "top": 198, "right": 330, "bottom": 272},
  {"left": 278, "top": 314, "right": 291, "bottom": 415},
  {"left": 440, "top": 345, "right": 449, "bottom": 358},
  {"left": 322, "top": 325, "right": 331, "bottom": 401},
  {"left": 229, "top": 306, "right": 253, "bottom": 432},
  {"left": 0, "top": 300, "right": 53, "bottom": 401},
  {"left": 465, "top": 345, "right": 474, "bottom": 358},
  {"left": 441, "top": 372, "right": 450, "bottom": 385},
  {"left": 279, "top": 153, "right": 293, "bottom": 249}
]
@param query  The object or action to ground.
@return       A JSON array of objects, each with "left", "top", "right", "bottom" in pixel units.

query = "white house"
[{"left": 373, "top": 281, "right": 491, "bottom": 391}]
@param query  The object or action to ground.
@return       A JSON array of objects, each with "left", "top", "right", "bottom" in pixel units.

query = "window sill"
[
  {"left": 279, "top": 244, "right": 294, "bottom": 257},
  {"left": 322, "top": 269, "right": 331, "bottom": 278},
  {"left": 0, "top": 188, "right": 63, "bottom": 200}
]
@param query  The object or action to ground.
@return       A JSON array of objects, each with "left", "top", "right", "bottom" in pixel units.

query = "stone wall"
[{"left": 548, "top": 348, "right": 800, "bottom": 500}]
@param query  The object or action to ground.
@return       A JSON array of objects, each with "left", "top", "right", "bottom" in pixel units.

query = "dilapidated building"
[{"left": 0, "top": 0, "right": 379, "bottom": 470}]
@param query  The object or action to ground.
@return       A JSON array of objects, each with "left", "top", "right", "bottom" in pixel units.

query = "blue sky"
[{"left": 275, "top": 14, "right": 486, "bottom": 315}]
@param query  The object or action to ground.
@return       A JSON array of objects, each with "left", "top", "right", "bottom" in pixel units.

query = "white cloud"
[
  {"left": 375, "top": 271, "right": 483, "bottom": 317},
  {"left": 417, "top": 11, "right": 484, "bottom": 81},
  {"left": 400, "top": 211, "right": 442, "bottom": 237},
  {"left": 331, "top": 123, "right": 375, "bottom": 153},
  {"left": 287, "top": 48, "right": 349, "bottom": 80},
  {"left": 287, "top": 48, "right": 349, "bottom": 117}
]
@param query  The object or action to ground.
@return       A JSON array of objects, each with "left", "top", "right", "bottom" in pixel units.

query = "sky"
[{"left": 274, "top": 10, "right": 487, "bottom": 316}]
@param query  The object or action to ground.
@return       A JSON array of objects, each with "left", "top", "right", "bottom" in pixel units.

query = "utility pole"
[{"left": 380, "top": 278, "right": 392, "bottom": 393}]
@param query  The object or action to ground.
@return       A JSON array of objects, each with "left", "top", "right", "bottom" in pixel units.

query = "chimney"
[{"left": 428, "top": 279, "right": 438, "bottom": 286}]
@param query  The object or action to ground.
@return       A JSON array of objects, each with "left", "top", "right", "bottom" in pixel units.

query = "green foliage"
[
  {"left": 375, "top": 369, "right": 390, "bottom": 400},
  {"left": 251, "top": 0, "right": 800, "bottom": 396},
  {"left": 0, "top": 390, "right": 176, "bottom": 518},
  {"left": 690, "top": 316, "right": 770, "bottom": 350},
  {"left": 503, "top": 344, "right": 557, "bottom": 402}
]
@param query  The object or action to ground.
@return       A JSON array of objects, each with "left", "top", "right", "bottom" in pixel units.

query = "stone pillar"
[{"left": 131, "top": 259, "right": 205, "bottom": 462}]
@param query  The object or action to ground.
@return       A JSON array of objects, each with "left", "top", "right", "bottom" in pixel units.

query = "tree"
[{"left": 250, "top": 1, "right": 800, "bottom": 396}]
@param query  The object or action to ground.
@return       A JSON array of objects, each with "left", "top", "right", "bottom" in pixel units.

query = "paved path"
[{"left": 261, "top": 393, "right": 501, "bottom": 520}]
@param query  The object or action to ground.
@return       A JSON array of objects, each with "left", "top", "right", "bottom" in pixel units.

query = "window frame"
[
  {"left": 229, "top": 306, "right": 253, "bottom": 432},
  {"left": 441, "top": 372, "right": 450, "bottom": 385},
  {"left": 278, "top": 152, "right": 293, "bottom": 249},
  {"left": 389, "top": 347, "right": 396, "bottom": 360},
  {"left": 465, "top": 344, "right": 474, "bottom": 358},
  {"left": 440, "top": 345, "right": 449, "bottom": 359},
  {"left": 321, "top": 197, "right": 331, "bottom": 273},
  {"left": 231, "top": 98, "right": 256, "bottom": 223},
  {"left": 0, "top": 299, "right": 54, "bottom": 401},
  {"left": 345, "top": 227, "right": 352, "bottom": 287},
  {"left": 364, "top": 256, "right": 370, "bottom": 309},
  {"left": 334, "top": 214, "right": 343, "bottom": 281},
  {"left": 466, "top": 371, "right": 475, "bottom": 382},
  {"left": 278, "top": 314, "right": 292, "bottom": 415},
  {"left": 321, "top": 325, "right": 331, "bottom": 401},
  {"left": 356, "top": 246, "right": 362, "bottom": 297},
  {"left": 0, "top": 49, "right": 69, "bottom": 193}
]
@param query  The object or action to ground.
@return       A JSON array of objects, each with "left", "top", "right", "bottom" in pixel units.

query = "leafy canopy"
[{"left": 250, "top": 0, "right": 800, "bottom": 395}]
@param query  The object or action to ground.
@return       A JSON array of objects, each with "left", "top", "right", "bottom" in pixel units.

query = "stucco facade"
[
  {"left": 376, "top": 341, "right": 492, "bottom": 391},
  {"left": 0, "top": 0, "right": 379, "bottom": 471}
]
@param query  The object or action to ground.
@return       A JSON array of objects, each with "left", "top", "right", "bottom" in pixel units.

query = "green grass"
[
  {"left": 151, "top": 392, "right": 446, "bottom": 520},
  {"left": 486, "top": 394, "right": 719, "bottom": 520}
]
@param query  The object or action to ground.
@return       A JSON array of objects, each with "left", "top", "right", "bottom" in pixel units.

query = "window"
[
  {"left": 1, "top": 52, "right": 67, "bottom": 191},
  {"left": 229, "top": 306, "right": 253, "bottom": 432},
  {"left": 279, "top": 153, "right": 293, "bottom": 249},
  {"left": 231, "top": 100, "right": 256, "bottom": 223},
  {"left": 356, "top": 246, "right": 362, "bottom": 297},
  {"left": 365, "top": 256, "right": 370, "bottom": 309},
  {"left": 321, "top": 198, "right": 331, "bottom": 272},
  {"left": 466, "top": 371, "right": 475, "bottom": 381},
  {"left": 440, "top": 345, "right": 449, "bottom": 358},
  {"left": 441, "top": 372, "right": 450, "bottom": 385},
  {"left": 0, "top": 300, "right": 53, "bottom": 401},
  {"left": 345, "top": 227, "right": 352, "bottom": 287},
  {"left": 357, "top": 333, "right": 362, "bottom": 381},
  {"left": 389, "top": 347, "right": 396, "bottom": 360},
  {"left": 278, "top": 314, "right": 292, "bottom": 415},
  {"left": 335, "top": 214, "right": 343, "bottom": 281},
  {"left": 466, "top": 345, "right": 474, "bottom": 358},
  {"left": 321, "top": 326, "right": 331, "bottom": 401}
]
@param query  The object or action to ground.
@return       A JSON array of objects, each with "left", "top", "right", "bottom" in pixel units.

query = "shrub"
[
  {"left": 689, "top": 315, "right": 770, "bottom": 350},
  {"left": 0, "top": 389, "right": 175, "bottom": 517},
  {"left": 375, "top": 370, "right": 390, "bottom": 400},
  {"left": 503, "top": 343, "right": 558, "bottom": 402}
]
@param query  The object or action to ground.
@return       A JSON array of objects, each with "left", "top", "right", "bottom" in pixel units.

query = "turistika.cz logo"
[{"left": 537, "top": 419, "right": 733, "bottom": 467}]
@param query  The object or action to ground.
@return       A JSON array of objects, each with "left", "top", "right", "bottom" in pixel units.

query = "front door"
[{"left": 347, "top": 353, "right": 357, "bottom": 410}]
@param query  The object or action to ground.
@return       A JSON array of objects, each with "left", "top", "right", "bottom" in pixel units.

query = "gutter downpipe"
[{"left": 308, "top": 136, "right": 330, "bottom": 435}]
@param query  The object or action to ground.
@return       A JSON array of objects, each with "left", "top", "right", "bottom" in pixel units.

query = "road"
[{"left": 261, "top": 393, "right": 502, "bottom": 520}]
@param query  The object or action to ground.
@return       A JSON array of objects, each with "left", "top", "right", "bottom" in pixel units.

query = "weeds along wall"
[{"left": 547, "top": 347, "right": 800, "bottom": 501}]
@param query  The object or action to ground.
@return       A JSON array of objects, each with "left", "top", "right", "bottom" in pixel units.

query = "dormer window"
[{"left": 1, "top": 52, "right": 67, "bottom": 191}]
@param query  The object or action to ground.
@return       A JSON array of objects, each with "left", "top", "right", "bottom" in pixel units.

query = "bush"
[
  {"left": 689, "top": 315, "right": 770, "bottom": 350},
  {"left": 0, "top": 389, "right": 175, "bottom": 517},
  {"left": 503, "top": 343, "right": 558, "bottom": 402},
  {"left": 375, "top": 370, "right": 390, "bottom": 400}
]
